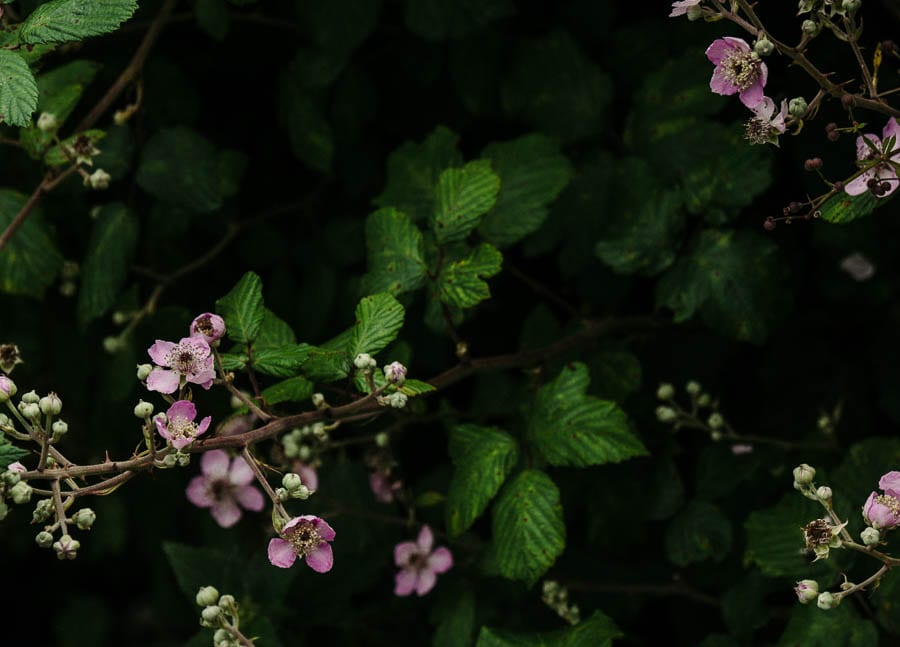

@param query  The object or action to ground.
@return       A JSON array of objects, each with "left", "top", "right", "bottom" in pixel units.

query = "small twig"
[
  {"left": 241, "top": 446, "right": 288, "bottom": 521},
  {"left": 51, "top": 479, "right": 68, "bottom": 535}
]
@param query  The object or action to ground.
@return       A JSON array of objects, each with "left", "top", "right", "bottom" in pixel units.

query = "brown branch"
[{"left": 0, "top": 165, "right": 79, "bottom": 253}]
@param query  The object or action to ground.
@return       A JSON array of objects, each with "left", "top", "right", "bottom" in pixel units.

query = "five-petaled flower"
[
  {"left": 394, "top": 525, "right": 453, "bottom": 597},
  {"left": 745, "top": 96, "right": 788, "bottom": 146},
  {"left": 268, "top": 515, "right": 335, "bottom": 572},
  {"left": 845, "top": 117, "right": 900, "bottom": 198},
  {"left": 863, "top": 474, "right": 900, "bottom": 529},
  {"left": 186, "top": 450, "right": 265, "bottom": 528},
  {"left": 155, "top": 400, "right": 211, "bottom": 450},
  {"left": 190, "top": 312, "right": 226, "bottom": 344},
  {"left": 146, "top": 336, "right": 216, "bottom": 394},
  {"left": 706, "top": 37, "right": 768, "bottom": 108},
  {"left": 370, "top": 471, "right": 402, "bottom": 503}
]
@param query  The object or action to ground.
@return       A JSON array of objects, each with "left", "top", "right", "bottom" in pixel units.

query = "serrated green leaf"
[
  {"left": 300, "top": 345, "right": 350, "bottom": 382},
  {"left": 493, "top": 469, "right": 565, "bottom": 586},
  {"left": 195, "top": 0, "right": 230, "bottom": 41},
  {"left": 361, "top": 208, "right": 427, "bottom": 296},
  {"left": 476, "top": 610, "right": 621, "bottom": 647},
  {"left": 0, "top": 441, "right": 29, "bottom": 467},
  {"left": 818, "top": 189, "right": 883, "bottom": 223},
  {"left": 76, "top": 203, "right": 138, "bottom": 327},
  {"left": 527, "top": 363, "right": 647, "bottom": 467},
  {"left": 216, "top": 271, "right": 265, "bottom": 345},
  {"left": 375, "top": 126, "right": 463, "bottom": 222},
  {"left": 256, "top": 308, "right": 297, "bottom": 349},
  {"left": 20, "top": 0, "right": 138, "bottom": 44},
  {"left": 0, "top": 189, "right": 62, "bottom": 297},
  {"left": 777, "top": 602, "right": 879, "bottom": 647},
  {"left": 400, "top": 379, "right": 436, "bottom": 396},
  {"left": 433, "top": 159, "right": 500, "bottom": 244},
  {"left": 0, "top": 50, "right": 38, "bottom": 127},
  {"left": 261, "top": 375, "right": 315, "bottom": 406},
  {"left": 664, "top": 500, "right": 733, "bottom": 567},
  {"left": 587, "top": 348, "right": 642, "bottom": 403},
  {"left": 279, "top": 81, "right": 333, "bottom": 173},
  {"left": 136, "top": 127, "right": 224, "bottom": 212},
  {"left": 501, "top": 31, "right": 611, "bottom": 142},
  {"left": 656, "top": 229, "right": 789, "bottom": 343},
  {"left": 437, "top": 243, "right": 502, "bottom": 308},
  {"left": 43, "top": 129, "right": 105, "bottom": 166},
  {"left": 405, "top": 0, "right": 514, "bottom": 41},
  {"left": 347, "top": 293, "right": 405, "bottom": 359},
  {"left": 252, "top": 344, "right": 312, "bottom": 377},
  {"left": 478, "top": 134, "right": 573, "bottom": 248},
  {"left": 446, "top": 424, "right": 519, "bottom": 537},
  {"left": 162, "top": 542, "right": 239, "bottom": 603},
  {"left": 218, "top": 352, "right": 247, "bottom": 371}
]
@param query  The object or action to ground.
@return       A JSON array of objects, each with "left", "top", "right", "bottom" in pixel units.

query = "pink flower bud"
[
  {"left": 190, "top": 313, "right": 226, "bottom": 344},
  {"left": 863, "top": 491, "right": 900, "bottom": 529}
]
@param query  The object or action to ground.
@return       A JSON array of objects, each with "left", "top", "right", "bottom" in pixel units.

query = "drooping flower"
[
  {"left": 394, "top": 525, "right": 453, "bottom": 597},
  {"left": 706, "top": 37, "right": 768, "bottom": 108},
  {"left": 268, "top": 515, "right": 335, "bottom": 572},
  {"left": 669, "top": 0, "right": 702, "bottom": 17},
  {"left": 155, "top": 400, "right": 211, "bottom": 450},
  {"left": 863, "top": 491, "right": 900, "bottom": 529},
  {"left": 879, "top": 471, "right": 900, "bottom": 498},
  {"left": 744, "top": 96, "right": 788, "bottom": 146},
  {"left": 146, "top": 336, "right": 216, "bottom": 394},
  {"left": 190, "top": 312, "right": 226, "bottom": 344},
  {"left": 839, "top": 252, "right": 876, "bottom": 282},
  {"left": 186, "top": 450, "right": 265, "bottom": 528},
  {"left": 370, "top": 471, "right": 402, "bottom": 503},
  {"left": 845, "top": 117, "right": 900, "bottom": 198}
]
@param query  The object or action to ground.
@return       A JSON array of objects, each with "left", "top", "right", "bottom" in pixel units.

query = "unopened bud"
[
  {"left": 74, "top": 508, "right": 96, "bottom": 530},
  {"left": 686, "top": 381, "right": 702, "bottom": 396},
  {"left": 802, "top": 19, "right": 819, "bottom": 35},
  {"left": 794, "top": 579, "right": 819, "bottom": 604},
  {"left": 0, "top": 375, "right": 17, "bottom": 401},
  {"left": 861, "top": 526, "right": 880, "bottom": 546},
  {"left": 19, "top": 402, "right": 40, "bottom": 420},
  {"left": 282, "top": 473, "right": 303, "bottom": 492},
  {"left": 196, "top": 586, "right": 220, "bottom": 607},
  {"left": 86, "top": 168, "right": 111, "bottom": 190},
  {"left": 201, "top": 605, "right": 223, "bottom": 624},
  {"left": 816, "top": 486, "right": 832, "bottom": 502},
  {"left": 353, "top": 353, "right": 375, "bottom": 370},
  {"left": 375, "top": 432, "right": 390, "bottom": 448},
  {"left": 697, "top": 393, "right": 712, "bottom": 407},
  {"left": 656, "top": 406, "right": 677, "bottom": 423},
  {"left": 103, "top": 336, "right": 123, "bottom": 353},
  {"left": 21, "top": 390, "right": 39, "bottom": 404},
  {"left": 32, "top": 498, "right": 52, "bottom": 523},
  {"left": 754, "top": 38, "right": 774, "bottom": 56},
  {"left": 217, "top": 594, "right": 236, "bottom": 612},
  {"left": 293, "top": 484, "right": 310, "bottom": 500},
  {"left": 788, "top": 97, "right": 808, "bottom": 118},
  {"left": 656, "top": 383, "right": 675, "bottom": 400},
  {"left": 134, "top": 400, "right": 154, "bottom": 418},
  {"left": 707, "top": 413, "right": 724, "bottom": 429},
  {"left": 10, "top": 481, "right": 32, "bottom": 505},
  {"left": 311, "top": 392, "right": 325, "bottom": 408},
  {"left": 275, "top": 487, "right": 289, "bottom": 502},
  {"left": 793, "top": 464, "right": 816, "bottom": 485},
  {"left": 53, "top": 534, "right": 80, "bottom": 560},
  {"left": 51, "top": 419, "right": 68, "bottom": 441},
  {"left": 35, "top": 530, "right": 54, "bottom": 548},
  {"left": 686, "top": 4, "right": 702, "bottom": 20},
  {"left": 136, "top": 364, "right": 153, "bottom": 380},
  {"left": 842, "top": 0, "right": 861, "bottom": 12},
  {"left": 816, "top": 591, "right": 837, "bottom": 610},
  {"left": 36, "top": 112, "right": 58, "bottom": 132}
]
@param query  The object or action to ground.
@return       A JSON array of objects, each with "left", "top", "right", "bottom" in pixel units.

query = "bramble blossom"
[
  {"left": 155, "top": 400, "right": 211, "bottom": 450},
  {"left": 669, "top": 0, "right": 701, "bottom": 18},
  {"left": 845, "top": 117, "right": 900, "bottom": 198},
  {"left": 268, "top": 515, "right": 335, "bottom": 572},
  {"left": 370, "top": 471, "right": 402, "bottom": 503},
  {"left": 292, "top": 461, "right": 319, "bottom": 491},
  {"left": 879, "top": 471, "right": 900, "bottom": 498},
  {"left": 744, "top": 97, "right": 788, "bottom": 146},
  {"left": 839, "top": 252, "right": 876, "bottom": 282},
  {"left": 146, "top": 336, "right": 216, "bottom": 394},
  {"left": 190, "top": 312, "right": 226, "bottom": 344},
  {"left": 186, "top": 450, "right": 265, "bottom": 528},
  {"left": 706, "top": 37, "right": 768, "bottom": 108},
  {"left": 394, "top": 525, "right": 453, "bottom": 597}
]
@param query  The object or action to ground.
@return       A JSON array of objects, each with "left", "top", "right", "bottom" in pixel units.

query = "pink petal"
[
  {"left": 282, "top": 516, "right": 303, "bottom": 532},
  {"left": 394, "top": 541, "right": 419, "bottom": 567},
  {"left": 739, "top": 81, "right": 765, "bottom": 109},
  {"left": 210, "top": 499, "right": 243, "bottom": 528},
  {"left": 709, "top": 66, "right": 738, "bottom": 96},
  {"left": 167, "top": 400, "right": 197, "bottom": 421},
  {"left": 857, "top": 134, "right": 881, "bottom": 160},
  {"left": 880, "top": 471, "right": 900, "bottom": 497},
  {"left": 314, "top": 517, "right": 336, "bottom": 542},
  {"left": 201, "top": 449, "right": 231, "bottom": 480},
  {"left": 845, "top": 169, "right": 877, "bottom": 196},
  {"left": 705, "top": 37, "right": 737, "bottom": 65},
  {"left": 180, "top": 336, "right": 211, "bottom": 358},
  {"left": 295, "top": 463, "right": 318, "bottom": 490},
  {"left": 268, "top": 538, "right": 298, "bottom": 568},
  {"left": 186, "top": 476, "right": 213, "bottom": 508},
  {"left": 414, "top": 569, "right": 437, "bottom": 596},
  {"left": 195, "top": 416, "right": 212, "bottom": 437},
  {"left": 146, "top": 368, "right": 179, "bottom": 394},
  {"left": 171, "top": 436, "right": 193, "bottom": 450},
  {"left": 427, "top": 547, "right": 453, "bottom": 574},
  {"left": 883, "top": 117, "right": 900, "bottom": 150},
  {"left": 751, "top": 96, "right": 775, "bottom": 120},
  {"left": 721, "top": 36, "right": 751, "bottom": 53},
  {"left": 234, "top": 485, "right": 265, "bottom": 512},
  {"left": 394, "top": 568, "right": 417, "bottom": 596},
  {"left": 416, "top": 525, "right": 434, "bottom": 553},
  {"left": 228, "top": 455, "right": 256, "bottom": 486},
  {"left": 147, "top": 340, "right": 176, "bottom": 366},
  {"left": 305, "top": 542, "right": 334, "bottom": 573}
]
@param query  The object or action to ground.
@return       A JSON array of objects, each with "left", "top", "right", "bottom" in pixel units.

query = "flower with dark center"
[
  {"left": 268, "top": 515, "right": 335, "bottom": 572},
  {"left": 394, "top": 525, "right": 453, "bottom": 596},
  {"left": 706, "top": 37, "right": 768, "bottom": 108},
  {"left": 186, "top": 450, "right": 264, "bottom": 527},
  {"left": 845, "top": 117, "right": 900, "bottom": 198},
  {"left": 146, "top": 336, "right": 215, "bottom": 394},
  {"left": 155, "top": 400, "right": 211, "bottom": 450}
]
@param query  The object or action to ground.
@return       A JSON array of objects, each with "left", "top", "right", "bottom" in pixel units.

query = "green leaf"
[
  {"left": 587, "top": 349, "right": 642, "bottom": 403},
  {"left": 256, "top": 308, "right": 297, "bottom": 349},
  {"left": 0, "top": 440, "right": 29, "bottom": 468},
  {"left": 527, "top": 363, "right": 647, "bottom": 467},
  {"left": 279, "top": 81, "right": 334, "bottom": 173},
  {"left": 20, "top": 0, "right": 139, "bottom": 44},
  {"left": 405, "top": 0, "right": 514, "bottom": 41},
  {"left": 136, "top": 127, "right": 225, "bottom": 212},
  {"left": 300, "top": 345, "right": 350, "bottom": 382},
  {"left": 43, "top": 129, "right": 105, "bottom": 166},
  {"left": 347, "top": 293, "right": 405, "bottom": 359},
  {"left": 218, "top": 352, "right": 247, "bottom": 371},
  {"left": 260, "top": 375, "right": 315, "bottom": 406},
  {"left": 501, "top": 31, "right": 611, "bottom": 142},
  {"left": 252, "top": 344, "right": 312, "bottom": 377},
  {"left": 656, "top": 229, "right": 789, "bottom": 343},
  {"left": 492, "top": 469, "right": 565, "bottom": 586},
  {"left": 375, "top": 126, "right": 463, "bottom": 222},
  {"left": 162, "top": 542, "right": 239, "bottom": 603},
  {"left": 664, "top": 501, "right": 733, "bottom": 567},
  {"left": 433, "top": 587, "right": 476, "bottom": 647},
  {"left": 594, "top": 157, "right": 685, "bottom": 276},
  {"left": 295, "top": 0, "right": 379, "bottom": 54},
  {"left": 400, "top": 379, "right": 436, "bottom": 396},
  {"left": 476, "top": 610, "right": 621, "bottom": 647},
  {"left": 76, "top": 203, "right": 138, "bottom": 327},
  {"left": 92, "top": 125, "right": 133, "bottom": 179},
  {"left": 818, "top": 189, "right": 883, "bottom": 224},
  {"left": 0, "top": 189, "right": 63, "bottom": 297},
  {"left": 217, "top": 149, "right": 247, "bottom": 198},
  {"left": 437, "top": 243, "right": 502, "bottom": 308},
  {"left": 777, "top": 602, "right": 879, "bottom": 647},
  {"left": 433, "top": 159, "right": 500, "bottom": 244},
  {"left": 361, "top": 208, "right": 427, "bottom": 296},
  {"left": 195, "top": 0, "right": 230, "bottom": 41},
  {"left": 0, "top": 50, "right": 38, "bottom": 127},
  {"left": 446, "top": 424, "right": 519, "bottom": 537},
  {"left": 216, "top": 271, "right": 265, "bottom": 345},
  {"left": 478, "top": 134, "right": 573, "bottom": 248}
]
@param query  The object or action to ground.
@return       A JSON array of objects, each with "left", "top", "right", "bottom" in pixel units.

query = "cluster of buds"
[
  {"left": 275, "top": 471, "right": 313, "bottom": 502},
  {"left": 0, "top": 462, "right": 30, "bottom": 520},
  {"left": 541, "top": 580, "right": 580, "bottom": 625},
  {"left": 655, "top": 380, "right": 733, "bottom": 443},
  {"left": 195, "top": 586, "right": 248, "bottom": 647},
  {"left": 0, "top": 377, "right": 69, "bottom": 449},
  {"left": 282, "top": 422, "right": 330, "bottom": 462}
]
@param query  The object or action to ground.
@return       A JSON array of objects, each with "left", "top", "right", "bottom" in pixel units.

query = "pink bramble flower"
[
  {"left": 292, "top": 461, "right": 319, "bottom": 491},
  {"left": 190, "top": 312, "right": 226, "bottom": 344},
  {"left": 879, "top": 471, "right": 900, "bottom": 498},
  {"left": 268, "top": 515, "right": 335, "bottom": 572},
  {"left": 155, "top": 400, "right": 211, "bottom": 450},
  {"left": 669, "top": 0, "right": 701, "bottom": 18},
  {"left": 706, "top": 37, "right": 768, "bottom": 108},
  {"left": 394, "top": 525, "right": 453, "bottom": 597},
  {"left": 146, "top": 336, "right": 216, "bottom": 394},
  {"left": 186, "top": 450, "right": 265, "bottom": 528},
  {"left": 744, "top": 97, "right": 788, "bottom": 146},
  {"left": 845, "top": 117, "right": 900, "bottom": 198},
  {"left": 370, "top": 471, "right": 402, "bottom": 503},
  {"left": 7, "top": 461, "right": 26, "bottom": 473},
  {"left": 863, "top": 491, "right": 900, "bottom": 529}
]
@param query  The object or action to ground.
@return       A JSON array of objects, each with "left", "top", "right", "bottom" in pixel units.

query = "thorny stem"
[
  {"left": 241, "top": 446, "right": 289, "bottom": 521},
  {"left": 0, "top": 165, "right": 80, "bottom": 254},
  {"left": 221, "top": 619, "right": 254, "bottom": 647},
  {"left": 843, "top": 15, "right": 877, "bottom": 98},
  {"left": 835, "top": 564, "right": 890, "bottom": 600},
  {"left": 212, "top": 347, "right": 272, "bottom": 421},
  {"left": 51, "top": 479, "right": 68, "bottom": 536}
]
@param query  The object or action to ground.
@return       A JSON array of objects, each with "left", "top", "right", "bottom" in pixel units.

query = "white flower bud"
[
  {"left": 213, "top": 629, "right": 230, "bottom": 644},
  {"left": 282, "top": 473, "right": 303, "bottom": 492},
  {"left": 842, "top": 0, "right": 861, "bottom": 12},
  {"left": 710, "top": 430, "right": 724, "bottom": 441},
  {"left": 161, "top": 453, "right": 178, "bottom": 468},
  {"left": 802, "top": 19, "right": 819, "bottom": 35},
  {"left": 217, "top": 594, "right": 236, "bottom": 612},
  {"left": 788, "top": 97, "right": 808, "bottom": 119},
  {"left": 275, "top": 487, "right": 289, "bottom": 501},
  {"left": 86, "top": 168, "right": 111, "bottom": 190},
  {"left": 656, "top": 383, "right": 675, "bottom": 400},
  {"left": 793, "top": 464, "right": 816, "bottom": 485},
  {"left": 36, "top": 112, "right": 58, "bottom": 132},
  {"left": 53, "top": 534, "right": 80, "bottom": 560},
  {"left": 816, "top": 591, "right": 837, "bottom": 610},
  {"left": 353, "top": 353, "right": 374, "bottom": 370},
  {"left": 103, "top": 336, "right": 123, "bottom": 353},
  {"left": 176, "top": 452, "right": 190, "bottom": 467},
  {"left": 74, "top": 508, "right": 96, "bottom": 530},
  {"left": 311, "top": 392, "right": 325, "bottom": 407},
  {"left": 685, "top": 381, "right": 702, "bottom": 396},
  {"left": 196, "top": 586, "right": 220, "bottom": 607},
  {"left": 754, "top": 38, "right": 774, "bottom": 56},
  {"left": 707, "top": 413, "right": 724, "bottom": 429},
  {"left": 697, "top": 393, "right": 711, "bottom": 407},
  {"left": 293, "top": 484, "right": 310, "bottom": 500},
  {"left": 297, "top": 445, "right": 311, "bottom": 461},
  {"left": 0, "top": 375, "right": 17, "bottom": 402},
  {"left": 861, "top": 527, "right": 880, "bottom": 546},
  {"left": 136, "top": 364, "right": 153, "bottom": 380},
  {"left": 11, "top": 481, "right": 33, "bottom": 504},
  {"left": 375, "top": 432, "right": 390, "bottom": 448},
  {"left": 51, "top": 419, "right": 68, "bottom": 442},
  {"left": 35, "top": 530, "right": 54, "bottom": 548},
  {"left": 20, "top": 402, "right": 40, "bottom": 420},
  {"left": 32, "top": 498, "right": 52, "bottom": 522},
  {"left": 39, "top": 392, "right": 62, "bottom": 416},
  {"left": 383, "top": 361, "right": 407, "bottom": 386},
  {"left": 134, "top": 400, "right": 154, "bottom": 418},
  {"left": 21, "top": 390, "right": 39, "bottom": 404},
  {"left": 794, "top": 579, "right": 819, "bottom": 603},
  {"left": 686, "top": 4, "right": 702, "bottom": 20},
  {"left": 816, "top": 486, "right": 832, "bottom": 502},
  {"left": 201, "top": 605, "right": 223, "bottom": 624},
  {"left": 655, "top": 406, "right": 677, "bottom": 422}
]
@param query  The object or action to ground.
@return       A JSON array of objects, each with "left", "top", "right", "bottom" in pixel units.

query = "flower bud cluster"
[
  {"left": 196, "top": 586, "right": 244, "bottom": 645},
  {"left": 541, "top": 580, "right": 580, "bottom": 625},
  {"left": 282, "top": 423, "right": 329, "bottom": 460},
  {"left": 655, "top": 380, "right": 733, "bottom": 443},
  {"left": 276, "top": 472, "right": 312, "bottom": 501}
]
